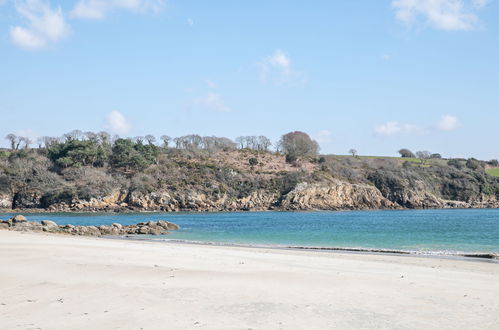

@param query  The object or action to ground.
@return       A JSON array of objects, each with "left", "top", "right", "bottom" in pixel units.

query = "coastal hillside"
[{"left": 1, "top": 131, "right": 498, "bottom": 212}]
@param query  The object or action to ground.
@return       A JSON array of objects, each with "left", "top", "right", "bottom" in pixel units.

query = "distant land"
[{"left": 1, "top": 130, "right": 499, "bottom": 212}]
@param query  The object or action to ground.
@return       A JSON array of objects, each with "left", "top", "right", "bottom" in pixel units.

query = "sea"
[{"left": 2, "top": 209, "right": 499, "bottom": 257}]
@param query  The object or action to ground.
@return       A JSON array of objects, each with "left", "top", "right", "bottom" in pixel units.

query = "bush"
[
  {"left": 466, "top": 158, "right": 482, "bottom": 171},
  {"left": 398, "top": 149, "right": 415, "bottom": 158},
  {"left": 285, "top": 154, "right": 297, "bottom": 163},
  {"left": 447, "top": 159, "right": 463, "bottom": 169},
  {"left": 248, "top": 158, "right": 258, "bottom": 166}
]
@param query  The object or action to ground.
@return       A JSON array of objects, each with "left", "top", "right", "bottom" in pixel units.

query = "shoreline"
[
  {"left": 2, "top": 205, "right": 499, "bottom": 214},
  {"left": 1, "top": 230, "right": 498, "bottom": 329},
  {"left": 113, "top": 236, "right": 499, "bottom": 262}
]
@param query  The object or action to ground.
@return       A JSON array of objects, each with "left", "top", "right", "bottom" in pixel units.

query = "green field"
[{"left": 486, "top": 168, "right": 499, "bottom": 177}]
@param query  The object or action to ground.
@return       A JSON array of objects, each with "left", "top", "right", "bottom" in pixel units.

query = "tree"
[
  {"left": 398, "top": 149, "right": 415, "bottom": 158},
  {"left": 278, "top": 131, "right": 319, "bottom": 161},
  {"left": 349, "top": 149, "right": 357, "bottom": 157},
  {"left": 48, "top": 139, "right": 107, "bottom": 168},
  {"left": 257, "top": 136, "right": 272, "bottom": 151},
  {"left": 20, "top": 137, "right": 32, "bottom": 149},
  {"left": 235, "top": 136, "right": 246, "bottom": 149},
  {"left": 5, "top": 134, "right": 17, "bottom": 150},
  {"left": 109, "top": 138, "right": 159, "bottom": 172},
  {"left": 416, "top": 151, "right": 431, "bottom": 165},
  {"left": 430, "top": 153, "right": 442, "bottom": 159},
  {"left": 160, "top": 135, "right": 171, "bottom": 148},
  {"left": 145, "top": 135, "right": 156, "bottom": 145}
]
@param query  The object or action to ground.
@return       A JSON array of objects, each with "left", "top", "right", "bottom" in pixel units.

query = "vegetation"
[{"left": 1, "top": 130, "right": 498, "bottom": 210}]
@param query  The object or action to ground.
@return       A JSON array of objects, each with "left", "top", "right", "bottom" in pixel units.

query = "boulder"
[
  {"left": 11, "top": 215, "right": 27, "bottom": 223},
  {"left": 41, "top": 220, "right": 58, "bottom": 227}
]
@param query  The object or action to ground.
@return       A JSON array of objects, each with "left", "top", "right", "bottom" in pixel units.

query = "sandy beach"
[{"left": 0, "top": 231, "right": 498, "bottom": 329}]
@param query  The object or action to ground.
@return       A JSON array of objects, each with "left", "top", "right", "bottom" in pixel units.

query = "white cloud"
[
  {"left": 71, "top": 0, "right": 165, "bottom": 20},
  {"left": 194, "top": 93, "right": 232, "bottom": 113},
  {"left": 375, "top": 115, "right": 462, "bottom": 136},
  {"left": 105, "top": 111, "right": 132, "bottom": 134},
  {"left": 374, "top": 121, "right": 422, "bottom": 136},
  {"left": 206, "top": 80, "right": 217, "bottom": 88},
  {"left": 10, "top": 0, "right": 70, "bottom": 50},
  {"left": 392, "top": 0, "right": 490, "bottom": 31},
  {"left": 259, "top": 49, "right": 304, "bottom": 85},
  {"left": 436, "top": 114, "right": 461, "bottom": 131},
  {"left": 313, "top": 130, "right": 333, "bottom": 143}
]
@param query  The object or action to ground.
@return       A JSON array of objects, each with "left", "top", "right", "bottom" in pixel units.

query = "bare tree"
[
  {"left": 64, "top": 130, "right": 84, "bottom": 141},
  {"left": 145, "top": 135, "right": 156, "bottom": 145},
  {"left": 5, "top": 134, "right": 17, "bottom": 150},
  {"left": 416, "top": 151, "right": 431, "bottom": 165},
  {"left": 134, "top": 136, "right": 145, "bottom": 144},
  {"left": 160, "top": 135, "right": 171, "bottom": 148},
  {"left": 235, "top": 136, "right": 246, "bottom": 149},
  {"left": 278, "top": 131, "right": 320, "bottom": 159},
  {"left": 257, "top": 136, "right": 272, "bottom": 151},
  {"left": 97, "top": 131, "right": 111, "bottom": 145},
  {"left": 19, "top": 137, "right": 32, "bottom": 149},
  {"left": 84, "top": 131, "right": 99, "bottom": 143}
]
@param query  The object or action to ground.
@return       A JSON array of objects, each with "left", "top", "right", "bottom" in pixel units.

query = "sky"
[{"left": 0, "top": 0, "right": 498, "bottom": 159}]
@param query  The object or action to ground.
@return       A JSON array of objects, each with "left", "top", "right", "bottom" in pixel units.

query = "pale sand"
[{"left": 0, "top": 231, "right": 498, "bottom": 330}]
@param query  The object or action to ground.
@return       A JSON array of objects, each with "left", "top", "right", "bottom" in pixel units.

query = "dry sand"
[{"left": 0, "top": 230, "right": 498, "bottom": 330}]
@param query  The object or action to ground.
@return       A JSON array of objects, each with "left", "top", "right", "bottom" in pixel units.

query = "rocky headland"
[{"left": 0, "top": 215, "right": 180, "bottom": 237}]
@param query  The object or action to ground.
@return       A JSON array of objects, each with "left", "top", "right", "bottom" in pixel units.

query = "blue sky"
[{"left": 1, "top": 0, "right": 498, "bottom": 159}]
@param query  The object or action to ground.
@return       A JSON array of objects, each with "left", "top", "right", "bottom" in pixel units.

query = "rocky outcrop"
[
  {"left": 279, "top": 181, "right": 396, "bottom": 210},
  {"left": 4, "top": 179, "right": 499, "bottom": 213},
  {"left": 0, "top": 216, "right": 180, "bottom": 237},
  {"left": 0, "top": 193, "right": 12, "bottom": 209}
]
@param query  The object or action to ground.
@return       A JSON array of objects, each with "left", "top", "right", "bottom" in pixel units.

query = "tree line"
[{"left": 3, "top": 130, "right": 321, "bottom": 172}]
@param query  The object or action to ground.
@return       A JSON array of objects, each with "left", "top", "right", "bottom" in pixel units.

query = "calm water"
[{"left": 2, "top": 209, "right": 499, "bottom": 254}]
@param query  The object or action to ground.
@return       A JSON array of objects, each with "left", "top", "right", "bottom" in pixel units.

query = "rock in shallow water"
[{"left": 0, "top": 216, "right": 180, "bottom": 237}]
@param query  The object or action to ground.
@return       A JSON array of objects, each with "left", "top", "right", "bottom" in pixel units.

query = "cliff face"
[
  {"left": 279, "top": 181, "right": 395, "bottom": 210},
  {"left": 7, "top": 178, "right": 497, "bottom": 212}
]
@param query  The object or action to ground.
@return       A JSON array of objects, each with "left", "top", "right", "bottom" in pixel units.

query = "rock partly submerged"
[{"left": 0, "top": 216, "right": 180, "bottom": 237}]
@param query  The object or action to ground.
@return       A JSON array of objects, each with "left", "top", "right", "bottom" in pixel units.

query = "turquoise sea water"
[{"left": 2, "top": 209, "right": 499, "bottom": 255}]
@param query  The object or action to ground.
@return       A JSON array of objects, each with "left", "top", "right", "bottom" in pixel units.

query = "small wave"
[{"left": 116, "top": 236, "right": 498, "bottom": 260}]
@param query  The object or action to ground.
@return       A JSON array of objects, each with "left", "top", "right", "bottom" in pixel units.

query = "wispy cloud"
[
  {"left": 374, "top": 121, "right": 423, "bottom": 136},
  {"left": 436, "top": 114, "right": 461, "bottom": 131},
  {"left": 375, "top": 115, "right": 462, "bottom": 136},
  {"left": 194, "top": 93, "right": 232, "bottom": 113},
  {"left": 71, "top": 0, "right": 165, "bottom": 20},
  {"left": 392, "top": 0, "right": 490, "bottom": 31},
  {"left": 10, "top": 0, "right": 70, "bottom": 50},
  {"left": 313, "top": 130, "right": 333, "bottom": 143},
  {"left": 259, "top": 49, "right": 305, "bottom": 85},
  {"left": 187, "top": 18, "right": 194, "bottom": 26},
  {"left": 105, "top": 110, "right": 132, "bottom": 134}
]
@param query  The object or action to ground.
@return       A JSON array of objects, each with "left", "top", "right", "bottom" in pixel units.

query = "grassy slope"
[{"left": 486, "top": 168, "right": 499, "bottom": 177}]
